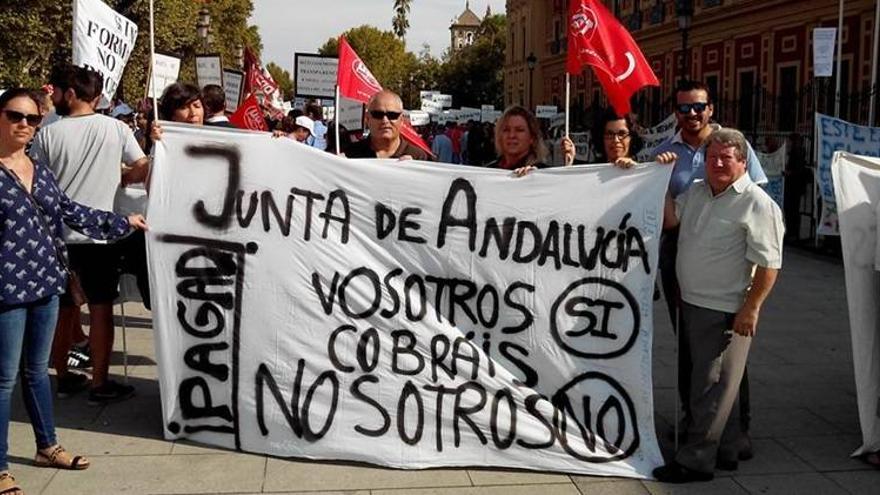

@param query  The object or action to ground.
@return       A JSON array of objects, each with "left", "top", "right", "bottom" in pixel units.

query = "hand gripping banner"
[{"left": 146, "top": 123, "right": 671, "bottom": 478}]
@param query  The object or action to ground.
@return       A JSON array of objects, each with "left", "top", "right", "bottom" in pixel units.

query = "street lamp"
[
  {"left": 235, "top": 44, "right": 244, "bottom": 69},
  {"left": 196, "top": 7, "right": 211, "bottom": 53},
  {"left": 676, "top": 0, "right": 693, "bottom": 83},
  {"left": 526, "top": 52, "right": 537, "bottom": 110}
]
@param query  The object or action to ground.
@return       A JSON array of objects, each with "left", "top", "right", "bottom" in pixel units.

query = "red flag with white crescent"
[{"left": 566, "top": 0, "right": 659, "bottom": 115}]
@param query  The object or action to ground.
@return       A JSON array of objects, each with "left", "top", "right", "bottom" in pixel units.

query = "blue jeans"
[{"left": 0, "top": 296, "right": 59, "bottom": 471}]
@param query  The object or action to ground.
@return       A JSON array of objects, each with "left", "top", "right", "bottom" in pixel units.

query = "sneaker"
[
  {"left": 66, "top": 343, "right": 91, "bottom": 369},
  {"left": 87, "top": 381, "right": 135, "bottom": 406},
  {"left": 56, "top": 372, "right": 89, "bottom": 399}
]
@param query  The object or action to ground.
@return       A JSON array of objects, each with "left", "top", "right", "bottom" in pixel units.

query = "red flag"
[
  {"left": 241, "top": 47, "right": 285, "bottom": 120},
  {"left": 335, "top": 36, "right": 432, "bottom": 156},
  {"left": 566, "top": 0, "right": 659, "bottom": 115},
  {"left": 229, "top": 94, "right": 268, "bottom": 131},
  {"left": 242, "top": 47, "right": 260, "bottom": 96}
]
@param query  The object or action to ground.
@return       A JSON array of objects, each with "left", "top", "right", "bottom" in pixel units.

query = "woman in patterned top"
[{"left": 0, "top": 88, "right": 147, "bottom": 495}]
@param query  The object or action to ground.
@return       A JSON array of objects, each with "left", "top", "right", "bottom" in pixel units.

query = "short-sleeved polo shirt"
[{"left": 675, "top": 173, "right": 785, "bottom": 313}]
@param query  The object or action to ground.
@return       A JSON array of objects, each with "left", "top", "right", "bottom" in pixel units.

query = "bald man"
[{"left": 345, "top": 90, "right": 430, "bottom": 160}]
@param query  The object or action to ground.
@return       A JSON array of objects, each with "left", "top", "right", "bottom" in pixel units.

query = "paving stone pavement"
[{"left": 6, "top": 248, "right": 879, "bottom": 494}]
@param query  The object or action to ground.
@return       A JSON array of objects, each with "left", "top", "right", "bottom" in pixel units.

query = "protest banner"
[
  {"left": 536, "top": 106, "right": 559, "bottom": 119},
  {"left": 406, "top": 110, "right": 431, "bottom": 127},
  {"left": 196, "top": 55, "right": 224, "bottom": 88},
  {"left": 148, "top": 53, "right": 181, "bottom": 98},
  {"left": 813, "top": 28, "right": 837, "bottom": 78},
  {"left": 222, "top": 69, "right": 245, "bottom": 112},
  {"left": 831, "top": 152, "right": 880, "bottom": 457},
  {"left": 815, "top": 113, "right": 880, "bottom": 236},
  {"left": 421, "top": 99, "right": 444, "bottom": 115},
  {"left": 147, "top": 123, "right": 669, "bottom": 478},
  {"left": 458, "top": 107, "right": 482, "bottom": 123},
  {"left": 72, "top": 0, "right": 138, "bottom": 107},
  {"left": 635, "top": 114, "right": 676, "bottom": 162},
  {"left": 433, "top": 93, "right": 453, "bottom": 108},
  {"left": 756, "top": 143, "right": 786, "bottom": 209},
  {"left": 295, "top": 54, "right": 338, "bottom": 99}
]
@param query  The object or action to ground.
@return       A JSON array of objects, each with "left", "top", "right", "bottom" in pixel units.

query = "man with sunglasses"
[
  {"left": 653, "top": 80, "right": 767, "bottom": 462},
  {"left": 29, "top": 65, "right": 149, "bottom": 405},
  {"left": 345, "top": 90, "right": 430, "bottom": 161}
]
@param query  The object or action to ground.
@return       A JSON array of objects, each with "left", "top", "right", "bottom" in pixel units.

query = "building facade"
[
  {"left": 505, "top": 0, "right": 879, "bottom": 133},
  {"left": 451, "top": 2, "right": 483, "bottom": 52}
]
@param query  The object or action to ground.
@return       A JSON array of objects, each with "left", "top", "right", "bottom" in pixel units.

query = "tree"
[
  {"left": 318, "top": 25, "right": 416, "bottom": 97},
  {"left": 438, "top": 14, "right": 506, "bottom": 108},
  {"left": 266, "top": 62, "right": 293, "bottom": 101},
  {"left": 0, "top": 0, "right": 261, "bottom": 103},
  {"left": 392, "top": 0, "right": 412, "bottom": 39}
]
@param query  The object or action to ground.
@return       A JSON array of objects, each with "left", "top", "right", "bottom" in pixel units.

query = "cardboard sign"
[
  {"left": 148, "top": 53, "right": 181, "bottom": 98},
  {"left": 295, "top": 54, "right": 338, "bottom": 99},
  {"left": 148, "top": 123, "right": 670, "bottom": 478},
  {"left": 222, "top": 69, "right": 245, "bottom": 112},
  {"left": 196, "top": 55, "right": 224, "bottom": 88},
  {"left": 815, "top": 113, "right": 880, "bottom": 235},
  {"left": 72, "top": 0, "right": 138, "bottom": 107},
  {"left": 832, "top": 152, "right": 880, "bottom": 459}
]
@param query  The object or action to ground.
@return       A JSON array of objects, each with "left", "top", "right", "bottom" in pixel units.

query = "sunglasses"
[
  {"left": 675, "top": 102, "right": 709, "bottom": 114},
  {"left": 604, "top": 130, "right": 631, "bottom": 141},
  {"left": 369, "top": 110, "right": 402, "bottom": 121},
  {"left": 2, "top": 110, "right": 42, "bottom": 127}
]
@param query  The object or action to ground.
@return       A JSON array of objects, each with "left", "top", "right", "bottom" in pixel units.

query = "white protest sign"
[
  {"left": 813, "top": 28, "right": 837, "bottom": 77},
  {"left": 72, "top": 0, "right": 138, "bottom": 107},
  {"left": 438, "top": 109, "right": 460, "bottom": 125},
  {"left": 757, "top": 143, "right": 787, "bottom": 210},
  {"left": 406, "top": 110, "right": 431, "bottom": 127},
  {"left": 481, "top": 104, "right": 495, "bottom": 122},
  {"left": 815, "top": 113, "right": 880, "bottom": 235},
  {"left": 421, "top": 98, "right": 444, "bottom": 115},
  {"left": 338, "top": 96, "right": 364, "bottom": 131},
  {"left": 148, "top": 123, "right": 669, "bottom": 478},
  {"left": 832, "top": 152, "right": 880, "bottom": 457},
  {"left": 636, "top": 114, "right": 677, "bottom": 162},
  {"left": 536, "top": 105, "right": 559, "bottom": 119},
  {"left": 222, "top": 69, "right": 245, "bottom": 112},
  {"left": 148, "top": 53, "right": 181, "bottom": 98},
  {"left": 459, "top": 107, "right": 482, "bottom": 123},
  {"left": 196, "top": 55, "right": 223, "bottom": 89},
  {"left": 420, "top": 90, "right": 437, "bottom": 100},
  {"left": 432, "top": 93, "right": 453, "bottom": 108},
  {"left": 295, "top": 54, "right": 338, "bottom": 98},
  {"left": 489, "top": 110, "right": 503, "bottom": 122}
]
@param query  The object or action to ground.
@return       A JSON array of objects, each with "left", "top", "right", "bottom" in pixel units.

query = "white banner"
[
  {"left": 295, "top": 54, "right": 338, "bottom": 99},
  {"left": 432, "top": 93, "right": 453, "bottom": 108},
  {"left": 147, "top": 124, "right": 670, "bottom": 478},
  {"left": 636, "top": 114, "right": 676, "bottom": 162},
  {"left": 71, "top": 0, "right": 138, "bottom": 107},
  {"left": 831, "top": 152, "right": 880, "bottom": 457},
  {"left": 406, "top": 110, "right": 431, "bottom": 127},
  {"left": 756, "top": 143, "right": 786, "bottom": 209},
  {"left": 148, "top": 54, "right": 181, "bottom": 99},
  {"left": 536, "top": 105, "right": 559, "bottom": 119},
  {"left": 222, "top": 69, "right": 245, "bottom": 112},
  {"left": 459, "top": 107, "right": 482, "bottom": 123},
  {"left": 813, "top": 28, "right": 837, "bottom": 78},
  {"left": 815, "top": 113, "right": 880, "bottom": 236},
  {"left": 421, "top": 99, "right": 444, "bottom": 115},
  {"left": 196, "top": 55, "right": 224, "bottom": 89}
]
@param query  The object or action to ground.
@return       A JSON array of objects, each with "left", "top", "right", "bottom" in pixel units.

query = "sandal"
[
  {"left": 33, "top": 445, "right": 89, "bottom": 470},
  {"left": 0, "top": 472, "right": 22, "bottom": 495}
]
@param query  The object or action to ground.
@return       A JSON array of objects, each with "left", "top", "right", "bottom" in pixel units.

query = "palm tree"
[{"left": 392, "top": 0, "right": 412, "bottom": 39}]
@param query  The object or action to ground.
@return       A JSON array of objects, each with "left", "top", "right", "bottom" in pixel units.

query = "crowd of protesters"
[{"left": 3, "top": 60, "right": 857, "bottom": 494}]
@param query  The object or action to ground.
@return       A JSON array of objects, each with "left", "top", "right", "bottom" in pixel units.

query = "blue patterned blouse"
[{"left": 0, "top": 160, "right": 131, "bottom": 307}]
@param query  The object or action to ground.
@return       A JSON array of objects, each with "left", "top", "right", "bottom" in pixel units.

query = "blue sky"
[{"left": 250, "top": 0, "right": 506, "bottom": 72}]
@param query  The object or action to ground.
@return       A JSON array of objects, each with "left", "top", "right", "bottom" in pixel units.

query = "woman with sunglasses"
[
  {"left": 487, "top": 105, "right": 549, "bottom": 172},
  {"left": 0, "top": 89, "right": 148, "bottom": 495}
]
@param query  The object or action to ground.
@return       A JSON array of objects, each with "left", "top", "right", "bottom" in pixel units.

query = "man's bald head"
[
  {"left": 366, "top": 90, "right": 405, "bottom": 144},
  {"left": 367, "top": 90, "right": 403, "bottom": 111}
]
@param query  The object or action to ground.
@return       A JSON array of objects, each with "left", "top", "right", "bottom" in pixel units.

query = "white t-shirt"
[{"left": 30, "top": 113, "right": 145, "bottom": 243}]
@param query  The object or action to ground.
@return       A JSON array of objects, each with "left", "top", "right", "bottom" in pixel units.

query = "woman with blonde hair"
[{"left": 485, "top": 105, "right": 549, "bottom": 170}]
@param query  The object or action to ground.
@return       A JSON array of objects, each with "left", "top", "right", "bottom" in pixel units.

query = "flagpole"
[
  {"left": 565, "top": 73, "right": 571, "bottom": 138},
  {"left": 148, "top": 0, "right": 158, "bottom": 122},
  {"left": 834, "top": 0, "right": 844, "bottom": 117},
  {"left": 335, "top": 85, "right": 341, "bottom": 155},
  {"left": 870, "top": 0, "right": 879, "bottom": 124}
]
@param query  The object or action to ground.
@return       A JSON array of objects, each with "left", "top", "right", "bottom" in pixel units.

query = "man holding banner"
[
  {"left": 345, "top": 91, "right": 430, "bottom": 161},
  {"left": 655, "top": 129, "right": 783, "bottom": 483}
]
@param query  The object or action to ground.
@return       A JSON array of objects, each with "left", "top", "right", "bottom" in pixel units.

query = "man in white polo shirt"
[{"left": 654, "top": 128, "right": 784, "bottom": 483}]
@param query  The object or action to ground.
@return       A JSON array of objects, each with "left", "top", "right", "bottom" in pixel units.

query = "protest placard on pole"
[
  {"left": 432, "top": 93, "right": 453, "bottom": 108},
  {"left": 72, "top": 0, "right": 138, "bottom": 107},
  {"left": 222, "top": 69, "right": 245, "bottom": 112},
  {"left": 421, "top": 99, "right": 443, "bottom": 115},
  {"left": 536, "top": 105, "right": 559, "bottom": 119},
  {"left": 458, "top": 107, "right": 482, "bottom": 123},
  {"left": 148, "top": 123, "right": 670, "bottom": 478},
  {"left": 196, "top": 54, "right": 223, "bottom": 88},
  {"left": 147, "top": 53, "right": 181, "bottom": 98},
  {"left": 420, "top": 90, "right": 437, "bottom": 100},
  {"left": 295, "top": 53, "right": 338, "bottom": 99},
  {"left": 406, "top": 110, "right": 431, "bottom": 126},
  {"left": 480, "top": 104, "right": 495, "bottom": 122}
]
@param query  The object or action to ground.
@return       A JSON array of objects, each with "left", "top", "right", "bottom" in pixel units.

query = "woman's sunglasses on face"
[{"left": 2, "top": 110, "right": 42, "bottom": 127}]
